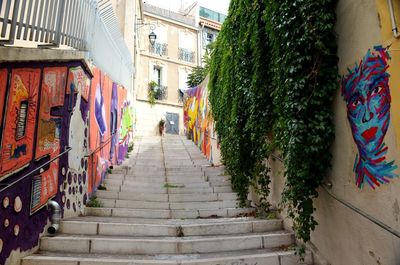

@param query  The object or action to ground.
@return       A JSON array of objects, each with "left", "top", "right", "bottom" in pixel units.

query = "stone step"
[
  {"left": 95, "top": 190, "right": 169, "bottom": 201},
  {"left": 39, "top": 232, "right": 294, "bottom": 255},
  {"left": 85, "top": 207, "right": 255, "bottom": 219},
  {"left": 97, "top": 198, "right": 238, "bottom": 210},
  {"left": 60, "top": 219, "right": 283, "bottom": 236},
  {"left": 95, "top": 191, "right": 238, "bottom": 202},
  {"left": 22, "top": 250, "right": 312, "bottom": 265}
]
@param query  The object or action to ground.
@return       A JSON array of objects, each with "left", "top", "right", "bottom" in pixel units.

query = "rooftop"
[{"left": 144, "top": 3, "right": 196, "bottom": 27}]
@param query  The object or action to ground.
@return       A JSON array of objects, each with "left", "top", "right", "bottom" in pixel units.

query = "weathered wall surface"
[
  {"left": 272, "top": 1, "right": 400, "bottom": 264},
  {"left": 135, "top": 99, "right": 184, "bottom": 136},
  {"left": 0, "top": 62, "right": 132, "bottom": 265},
  {"left": 183, "top": 77, "right": 221, "bottom": 165},
  {"left": 183, "top": 1, "right": 400, "bottom": 264}
]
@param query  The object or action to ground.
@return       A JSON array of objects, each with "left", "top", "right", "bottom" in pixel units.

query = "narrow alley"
[{"left": 22, "top": 136, "right": 309, "bottom": 265}]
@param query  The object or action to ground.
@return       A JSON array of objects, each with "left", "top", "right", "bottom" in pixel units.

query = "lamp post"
[{"left": 149, "top": 31, "right": 157, "bottom": 46}]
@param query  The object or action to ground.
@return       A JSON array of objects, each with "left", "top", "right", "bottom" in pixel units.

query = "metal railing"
[
  {"left": 178, "top": 47, "right": 195, "bottom": 63},
  {"left": 0, "top": 0, "right": 133, "bottom": 90},
  {"left": 149, "top": 42, "right": 167, "bottom": 56},
  {"left": 0, "top": 147, "right": 72, "bottom": 193},
  {"left": 268, "top": 152, "right": 400, "bottom": 239},
  {"left": 149, "top": 85, "right": 167, "bottom": 100}
]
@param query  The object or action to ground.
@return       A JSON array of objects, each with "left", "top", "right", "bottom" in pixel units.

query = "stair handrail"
[
  {"left": 84, "top": 132, "right": 116, "bottom": 157},
  {"left": 0, "top": 146, "right": 72, "bottom": 193},
  {"left": 269, "top": 152, "right": 400, "bottom": 239}
]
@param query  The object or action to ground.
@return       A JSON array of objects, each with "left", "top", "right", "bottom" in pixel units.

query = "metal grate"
[{"left": 178, "top": 47, "right": 195, "bottom": 63}]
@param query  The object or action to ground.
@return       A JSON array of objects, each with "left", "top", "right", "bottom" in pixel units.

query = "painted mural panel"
[
  {"left": 88, "top": 68, "right": 130, "bottom": 194},
  {"left": 64, "top": 66, "right": 90, "bottom": 217},
  {"left": 0, "top": 69, "right": 7, "bottom": 130},
  {"left": 31, "top": 67, "right": 67, "bottom": 213},
  {"left": 341, "top": 46, "right": 398, "bottom": 189},
  {"left": 0, "top": 62, "right": 131, "bottom": 264},
  {"left": 184, "top": 80, "right": 214, "bottom": 163},
  {"left": 0, "top": 68, "right": 40, "bottom": 178}
]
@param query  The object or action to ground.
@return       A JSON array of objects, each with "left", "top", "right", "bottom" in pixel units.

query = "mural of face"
[{"left": 341, "top": 46, "right": 398, "bottom": 189}]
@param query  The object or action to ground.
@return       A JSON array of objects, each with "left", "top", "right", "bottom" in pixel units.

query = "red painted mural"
[
  {"left": 0, "top": 68, "right": 41, "bottom": 178},
  {"left": 0, "top": 62, "right": 132, "bottom": 264}
]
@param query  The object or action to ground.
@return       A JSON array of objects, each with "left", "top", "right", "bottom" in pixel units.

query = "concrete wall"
[
  {"left": 306, "top": 1, "right": 400, "bottom": 264},
  {"left": 0, "top": 58, "right": 133, "bottom": 265},
  {"left": 135, "top": 100, "right": 184, "bottom": 136},
  {"left": 184, "top": 1, "right": 400, "bottom": 264}
]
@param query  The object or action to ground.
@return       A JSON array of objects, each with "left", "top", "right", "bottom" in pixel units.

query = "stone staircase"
[{"left": 22, "top": 136, "right": 312, "bottom": 265}]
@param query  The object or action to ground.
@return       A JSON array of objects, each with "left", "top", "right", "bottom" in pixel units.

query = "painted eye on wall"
[
  {"left": 371, "top": 86, "right": 383, "bottom": 96},
  {"left": 351, "top": 99, "right": 361, "bottom": 108}
]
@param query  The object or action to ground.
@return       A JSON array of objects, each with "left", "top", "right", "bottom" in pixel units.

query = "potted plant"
[
  {"left": 148, "top": 81, "right": 158, "bottom": 106},
  {"left": 158, "top": 119, "right": 165, "bottom": 136}
]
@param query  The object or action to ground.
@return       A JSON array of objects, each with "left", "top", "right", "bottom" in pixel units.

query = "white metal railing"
[{"left": 0, "top": 0, "right": 133, "bottom": 89}]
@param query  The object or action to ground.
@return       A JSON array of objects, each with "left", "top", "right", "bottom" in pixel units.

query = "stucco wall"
[
  {"left": 307, "top": 1, "right": 400, "bottom": 264},
  {"left": 184, "top": 1, "right": 400, "bottom": 264},
  {"left": 135, "top": 100, "right": 184, "bottom": 136}
]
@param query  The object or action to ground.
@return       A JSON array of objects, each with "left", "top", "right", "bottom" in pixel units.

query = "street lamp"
[
  {"left": 149, "top": 31, "right": 157, "bottom": 46},
  {"left": 135, "top": 19, "right": 157, "bottom": 46}
]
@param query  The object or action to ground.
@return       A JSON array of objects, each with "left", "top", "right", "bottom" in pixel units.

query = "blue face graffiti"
[{"left": 341, "top": 45, "right": 398, "bottom": 189}]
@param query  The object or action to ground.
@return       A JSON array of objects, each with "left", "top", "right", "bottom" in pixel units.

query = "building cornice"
[{"left": 144, "top": 12, "right": 199, "bottom": 31}]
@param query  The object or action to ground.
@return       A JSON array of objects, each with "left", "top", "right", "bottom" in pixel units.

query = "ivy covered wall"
[{"left": 207, "top": 0, "right": 338, "bottom": 252}]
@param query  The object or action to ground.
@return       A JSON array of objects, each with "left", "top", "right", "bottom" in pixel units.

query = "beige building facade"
[{"left": 135, "top": 3, "right": 199, "bottom": 136}]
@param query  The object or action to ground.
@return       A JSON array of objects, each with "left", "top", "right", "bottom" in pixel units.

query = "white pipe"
[
  {"left": 47, "top": 200, "right": 61, "bottom": 236},
  {"left": 387, "top": 0, "right": 400, "bottom": 38}
]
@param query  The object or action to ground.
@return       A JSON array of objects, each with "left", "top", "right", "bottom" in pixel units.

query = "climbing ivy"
[{"left": 208, "top": 0, "right": 338, "bottom": 251}]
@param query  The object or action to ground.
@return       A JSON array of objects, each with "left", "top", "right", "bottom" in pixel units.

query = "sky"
[{"left": 143, "top": 0, "right": 231, "bottom": 15}]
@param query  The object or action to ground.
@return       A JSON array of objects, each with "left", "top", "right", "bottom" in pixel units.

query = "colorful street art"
[
  {"left": 88, "top": 67, "right": 131, "bottom": 194},
  {"left": 0, "top": 62, "right": 132, "bottom": 264},
  {"left": 184, "top": 78, "right": 216, "bottom": 163},
  {"left": 1, "top": 69, "right": 40, "bottom": 178},
  {"left": 341, "top": 46, "right": 398, "bottom": 189}
]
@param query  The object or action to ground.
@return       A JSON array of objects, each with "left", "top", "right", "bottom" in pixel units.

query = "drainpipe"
[
  {"left": 47, "top": 200, "right": 61, "bottom": 236},
  {"left": 388, "top": 0, "right": 400, "bottom": 38}
]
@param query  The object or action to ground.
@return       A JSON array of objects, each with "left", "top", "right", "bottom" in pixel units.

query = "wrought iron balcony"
[
  {"left": 152, "top": 85, "right": 168, "bottom": 100},
  {"left": 150, "top": 42, "right": 168, "bottom": 56},
  {"left": 178, "top": 48, "right": 195, "bottom": 63}
]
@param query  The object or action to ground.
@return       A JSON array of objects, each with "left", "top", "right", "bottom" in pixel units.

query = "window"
[
  {"left": 152, "top": 66, "right": 167, "bottom": 100},
  {"left": 153, "top": 66, "right": 162, "bottom": 86}
]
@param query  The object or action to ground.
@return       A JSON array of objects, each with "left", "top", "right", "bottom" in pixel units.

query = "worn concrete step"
[
  {"left": 60, "top": 219, "right": 283, "bottom": 236},
  {"left": 95, "top": 191, "right": 237, "bottom": 202},
  {"left": 22, "top": 250, "right": 312, "bottom": 265},
  {"left": 85, "top": 207, "right": 255, "bottom": 219},
  {"left": 39, "top": 232, "right": 294, "bottom": 255},
  {"left": 97, "top": 199, "right": 238, "bottom": 210},
  {"left": 95, "top": 190, "right": 169, "bottom": 201}
]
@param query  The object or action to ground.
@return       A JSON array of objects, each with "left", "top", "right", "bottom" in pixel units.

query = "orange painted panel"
[
  {"left": 0, "top": 69, "right": 8, "bottom": 128},
  {"left": 0, "top": 68, "right": 41, "bottom": 177},
  {"left": 35, "top": 67, "right": 67, "bottom": 160}
]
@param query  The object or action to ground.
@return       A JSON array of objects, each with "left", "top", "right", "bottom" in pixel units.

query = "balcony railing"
[
  {"left": 178, "top": 48, "right": 195, "bottom": 63},
  {"left": 149, "top": 42, "right": 168, "bottom": 56},
  {"left": 0, "top": 0, "right": 133, "bottom": 90},
  {"left": 152, "top": 85, "right": 167, "bottom": 100}
]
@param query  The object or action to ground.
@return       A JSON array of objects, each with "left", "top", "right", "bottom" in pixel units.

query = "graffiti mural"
[
  {"left": 0, "top": 69, "right": 40, "bottom": 178},
  {"left": 341, "top": 45, "right": 398, "bottom": 189},
  {"left": 31, "top": 67, "right": 66, "bottom": 214},
  {"left": 0, "top": 62, "right": 132, "bottom": 264},
  {"left": 88, "top": 67, "right": 130, "bottom": 194},
  {"left": 183, "top": 78, "right": 216, "bottom": 163}
]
